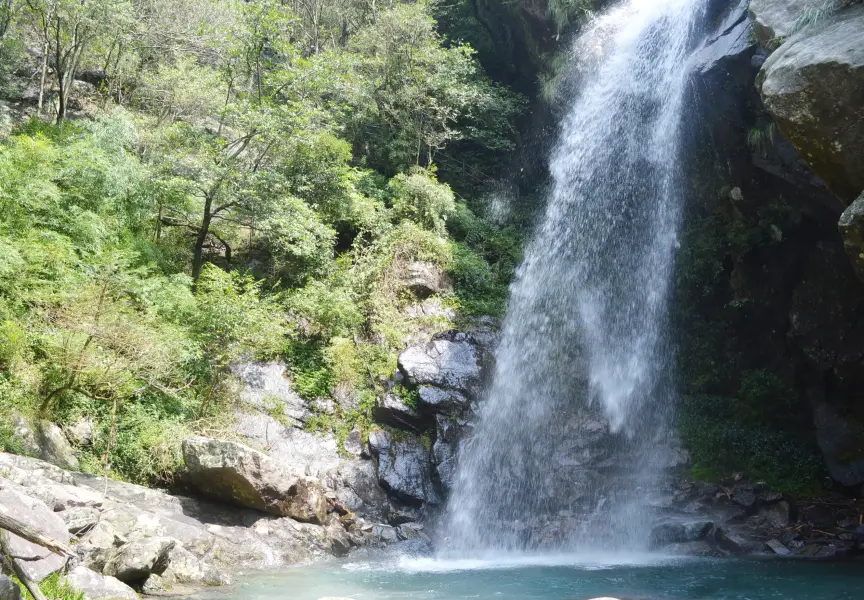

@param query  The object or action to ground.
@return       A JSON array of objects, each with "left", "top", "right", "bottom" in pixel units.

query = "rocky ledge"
[{"left": 652, "top": 476, "right": 864, "bottom": 558}]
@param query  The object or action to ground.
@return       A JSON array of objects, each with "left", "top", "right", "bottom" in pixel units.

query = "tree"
[
  {"left": 340, "top": 2, "right": 523, "bottom": 174},
  {"left": 23, "top": 0, "right": 133, "bottom": 120}
]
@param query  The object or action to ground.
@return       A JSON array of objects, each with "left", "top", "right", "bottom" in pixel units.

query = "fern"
[{"left": 747, "top": 122, "right": 777, "bottom": 158}]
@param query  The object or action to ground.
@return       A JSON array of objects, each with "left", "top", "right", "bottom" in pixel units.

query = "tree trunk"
[
  {"left": 191, "top": 194, "right": 214, "bottom": 281},
  {"left": 37, "top": 38, "right": 49, "bottom": 113}
]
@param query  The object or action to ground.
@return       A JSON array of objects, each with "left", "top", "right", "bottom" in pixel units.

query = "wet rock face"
[
  {"left": 370, "top": 430, "right": 440, "bottom": 506},
  {"left": 181, "top": 436, "right": 328, "bottom": 523},
  {"left": 398, "top": 337, "right": 482, "bottom": 393},
  {"left": 758, "top": 5, "right": 864, "bottom": 203},
  {"left": 693, "top": 0, "right": 755, "bottom": 75}
]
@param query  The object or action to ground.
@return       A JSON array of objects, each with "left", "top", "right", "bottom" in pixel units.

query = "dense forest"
[{"left": 0, "top": 0, "right": 561, "bottom": 484}]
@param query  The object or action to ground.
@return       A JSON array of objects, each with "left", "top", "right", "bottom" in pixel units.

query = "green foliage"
[
  {"left": 547, "top": 0, "right": 596, "bottom": 33},
  {"left": 389, "top": 168, "right": 456, "bottom": 234},
  {"left": 0, "top": 0, "right": 524, "bottom": 486},
  {"left": 392, "top": 383, "right": 420, "bottom": 409},
  {"left": 341, "top": 1, "right": 524, "bottom": 174},
  {"left": 678, "top": 394, "right": 824, "bottom": 493},
  {"left": 284, "top": 339, "right": 334, "bottom": 400}
]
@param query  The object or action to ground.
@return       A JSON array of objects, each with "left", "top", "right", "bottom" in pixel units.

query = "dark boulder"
[{"left": 758, "top": 5, "right": 864, "bottom": 203}]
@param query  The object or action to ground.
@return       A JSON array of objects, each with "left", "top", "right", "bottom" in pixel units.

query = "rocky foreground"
[{"left": 0, "top": 312, "right": 498, "bottom": 599}]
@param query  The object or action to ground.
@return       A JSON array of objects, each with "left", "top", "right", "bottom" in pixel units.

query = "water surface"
[{"left": 196, "top": 555, "right": 864, "bottom": 600}]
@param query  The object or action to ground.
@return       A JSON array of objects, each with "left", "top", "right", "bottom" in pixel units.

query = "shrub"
[{"left": 389, "top": 168, "right": 456, "bottom": 234}]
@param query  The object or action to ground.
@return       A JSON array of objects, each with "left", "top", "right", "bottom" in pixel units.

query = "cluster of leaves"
[{"left": 0, "top": 0, "right": 525, "bottom": 482}]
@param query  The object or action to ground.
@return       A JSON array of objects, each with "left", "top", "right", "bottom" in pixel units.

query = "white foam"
[{"left": 342, "top": 552, "right": 686, "bottom": 575}]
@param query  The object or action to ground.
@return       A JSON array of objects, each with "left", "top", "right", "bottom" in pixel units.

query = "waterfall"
[{"left": 443, "top": 0, "right": 705, "bottom": 554}]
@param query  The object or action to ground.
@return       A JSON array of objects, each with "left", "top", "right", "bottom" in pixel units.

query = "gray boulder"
[
  {"left": 749, "top": 0, "right": 809, "bottom": 46},
  {"left": 334, "top": 460, "right": 387, "bottom": 520},
  {"left": 758, "top": 5, "right": 864, "bottom": 202},
  {"left": 648, "top": 521, "right": 713, "bottom": 550},
  {"left": 36, "top": 421, "right": 80, "bottom": 470},
  {"left": 0, "top": 483, "right": 70, "bottom": 582},
  {"left": 61, "top": 506, "right": 101, "bottom": 535},
  {"left": 64, "top": 566, "right": 138, "bottom": 600},
  {"left": 396, "top": 522, "right": 430, "bottom": 542},
  {"left": 160, "top": 545, "right": 225, "bottom": 586},
  {"left": 103, "top": 536, "right": 175, "bottom": 583},
  {"left": 0, "top": 576, "right": 20, "bottom": 600},
  {"left": 812, "top": 401, "right": 864, "bottom": 487},
  {"left": 839, "top": 191, "right": 864, "bottom": 282},
  {"left": 233, "top": 411, "right": 342, "bottom": 480},
  {"left": 182, "top": 437, "right": 327, "bottom": 523},
  {"left": 67, "top": 418, "right": 94, "bottom": 447},
  {"left": 10, "top": 415, "right": 41, "bottom": 457},
  {"left": 372, "top": 432, "right": 440, "bottom": 505},
  {"left": 342, "top": 425, "right": 364, "bottom": 457},
  {"left": 398, "top": 336, "right": 482, "bottom": 394},
  {"left": 7, "top": 416, "right": 79, "bottom": 469}
]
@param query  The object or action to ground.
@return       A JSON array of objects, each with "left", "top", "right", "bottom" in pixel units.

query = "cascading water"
[{"left": 444, "top": 0, "right": 705, "bottom": 554}]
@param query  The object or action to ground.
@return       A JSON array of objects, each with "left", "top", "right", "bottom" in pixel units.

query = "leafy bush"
[{"left": 389, "top": 168, "right": 456, "bottom": 234}]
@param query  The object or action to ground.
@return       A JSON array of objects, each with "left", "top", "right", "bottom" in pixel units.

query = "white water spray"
[{"left": 444, "top": 0, "right": 705, "bottom": 554}]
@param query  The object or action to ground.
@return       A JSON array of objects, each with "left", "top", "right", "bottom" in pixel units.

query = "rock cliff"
[{"left": 676, "top": 0, "right": 864, "bottom": 494}]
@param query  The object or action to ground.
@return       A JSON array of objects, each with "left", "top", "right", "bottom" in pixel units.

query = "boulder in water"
[{"left": 648, "top": 521, "right": 713, "bottom": 549}]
